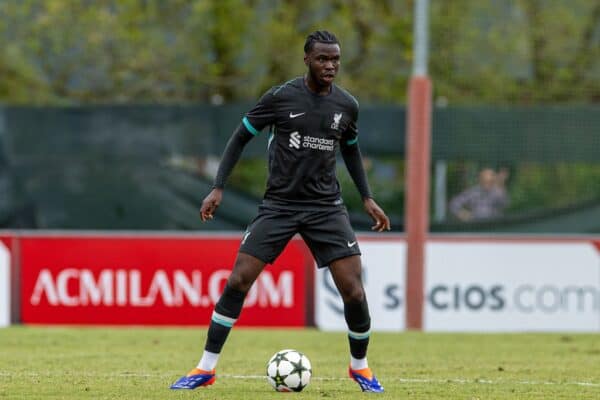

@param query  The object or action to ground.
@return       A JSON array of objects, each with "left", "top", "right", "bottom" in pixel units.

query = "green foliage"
[
  {"left": 229, "top": 158, "right": 268, "bottom": 198},
  {"left": 337, "top": 157, "right": 405, "bottom": 214},
  {"left": 232, "top": 156, "right": 600, "bottom": 223},
  {"left": 431, "top": 0, "right": 600, "bottom": 104},
  {"left": 0, "top": 0, "right": 598, "bottom": 104},
  {"left": 445, "top": 161, "right": 600, "bottom": 217},
  {"left": 1, "top": 0, "right": 598, "bottom": 231},
  {"left": 508, "top": 163, "right": 600, "bottom": 210},
  {"left": 1, "top": 327, "right": 599, "bottom": 399}
]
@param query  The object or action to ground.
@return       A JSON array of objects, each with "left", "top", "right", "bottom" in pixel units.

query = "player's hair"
[{"left": 304, "top": 30, "right": 339, "bottom": 53}]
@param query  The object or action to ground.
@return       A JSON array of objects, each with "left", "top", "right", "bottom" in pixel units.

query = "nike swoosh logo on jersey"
[
  {"left": 289, "top": 112, "right": 306, "bottom": 118},
  {"left": 347, "top": 241, "right": 357, "bottom": 247}
]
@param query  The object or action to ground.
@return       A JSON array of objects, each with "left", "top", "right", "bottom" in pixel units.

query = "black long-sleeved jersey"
[{"left": 214, "top": 77, "right": 371, "bottom": 208}]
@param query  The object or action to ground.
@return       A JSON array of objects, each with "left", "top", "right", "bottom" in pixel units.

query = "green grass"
[{"left": 0, "top": 326, "right": 599, "bottom": 399}]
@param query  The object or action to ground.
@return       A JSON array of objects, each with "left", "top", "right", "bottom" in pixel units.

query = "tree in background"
[
  {"left": 430, "top": 0, "right": 600, "bottom": 104},
  {"left": 0, "top": 0, "right": 599, "bottom": 231},
  {"left": 0, "top": 0, "right": 598, "bottom": 105}
]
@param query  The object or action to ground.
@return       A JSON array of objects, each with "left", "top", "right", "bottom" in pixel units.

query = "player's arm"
[
  {"left": 448, "top": 189, "right": 473, "bottom": 221},
  {"left": 200, "top": 89, "right": 277, "bottom": 222},
  {"left": 200, "top": 122, "right": 255, "bottom": 221},
  {"left": 340, "top": 141, "right": 391, "bottom": 232}
]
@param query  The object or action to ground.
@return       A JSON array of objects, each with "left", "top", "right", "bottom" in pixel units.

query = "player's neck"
[{"left": 304, "top": 74, "right": 332, "bottom": 96}]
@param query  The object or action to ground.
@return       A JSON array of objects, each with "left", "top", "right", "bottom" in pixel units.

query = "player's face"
[{"left": 304, "top": 42, "right": 341, "bottom": 87}]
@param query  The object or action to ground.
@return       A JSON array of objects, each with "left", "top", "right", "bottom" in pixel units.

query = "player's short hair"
[{"left": 304, "top": 30, "right": 339, "bottom": 53}]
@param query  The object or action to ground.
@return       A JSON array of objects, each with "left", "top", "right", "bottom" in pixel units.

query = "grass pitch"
[{"left": 0, "top": 326, "right": 599, "bottom": 399}]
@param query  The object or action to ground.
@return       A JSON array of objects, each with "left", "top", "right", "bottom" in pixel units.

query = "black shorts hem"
[
  {"left": 239, "top": 249, "right": 273, "bottom": 265},
  {"left": 318, "top": 250, "right": 362, "bottom": 269}
]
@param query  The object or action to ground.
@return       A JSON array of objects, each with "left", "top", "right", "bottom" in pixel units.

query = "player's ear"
[{"left": 303, "top": 53, "right": 309, "bottom": 66}]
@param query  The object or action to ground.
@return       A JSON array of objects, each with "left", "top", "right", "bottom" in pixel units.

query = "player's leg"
[
  {"left": 299, "top": 207, "right": 383, "bottom": 393},
  {"left": 199, "top": 252, "right": 266, "bottom": 365},
  {"left": 170, "top": 252, "right": 265, "bottom": 390},
  {"left": 171, "top": 205, "right": 299, "bottom": 389},
  {"left": 329, "top": 256, "right": 384, "bottom": 393},
  {"left": 328, "top": 255, "right": 370, "bottom": 363},
  {"left": 200, "top": 206, "right": 298, "bottom": 370}
]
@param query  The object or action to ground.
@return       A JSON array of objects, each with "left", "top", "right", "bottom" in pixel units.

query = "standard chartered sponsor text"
[{"left": 303, "top": 136, "right": 334, "bottom": 151}]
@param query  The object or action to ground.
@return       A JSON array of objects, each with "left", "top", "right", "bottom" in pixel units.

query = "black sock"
[
  {"left": 344, "top": 299, "right": 371, "bottom": 360},
  {"left": 204, "top": 284, "right": 247, "bottom": 353}
]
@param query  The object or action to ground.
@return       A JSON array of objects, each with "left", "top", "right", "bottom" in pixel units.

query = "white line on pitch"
[
  {"left": 1, "top": 372, "right": 598, "bottom": 388},
  {"left": 220, "top": 375, "right": 600, "bottom": 387}
]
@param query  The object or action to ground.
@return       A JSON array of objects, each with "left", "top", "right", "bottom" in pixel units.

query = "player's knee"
[
  {"left": 228, "top": 254, "right": 264, "bottom": 292},
  {"left": 339, "top": 284, "right": 365, "bottom": 304},
  {"left": 227, "top": 266, "right": 260, "bottom": 293},
  {"left": 227, "top": 273, "right": 252, "bottom": 293}
]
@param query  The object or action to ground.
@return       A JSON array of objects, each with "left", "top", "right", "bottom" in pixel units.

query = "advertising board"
[
  {"left": 425, "top": 241, "right": 600, "bottom": 332},
  {"left": 315, "top": 240, "right": 406, "bottom": 331},
  {"left": 0, "top": 236, "right": 10, "bottom": 327},
  {"left": 20, "top": 235, "right": 311, "bottom": 326},
  {"left": 315, "top": 238, "right": 600, "bottom": 332}
]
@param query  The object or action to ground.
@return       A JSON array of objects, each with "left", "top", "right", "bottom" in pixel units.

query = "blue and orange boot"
[
  {"left": 170, "top": 368, "right": 216, "bottom": 389},
  {"left": 349, "top": 366, "right": 384, "bottom": 393}
]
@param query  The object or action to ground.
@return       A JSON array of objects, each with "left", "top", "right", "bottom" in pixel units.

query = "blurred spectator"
[{"left": 449, "top": 168, "right": 509, "bottom": 222}]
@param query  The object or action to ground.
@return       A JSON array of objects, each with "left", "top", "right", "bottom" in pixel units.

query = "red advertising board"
[
  {"left": 20, "top": 235, "right": 312, "bottom": 326},
  {"left": 0, "top": 235, "right": 11, "bottom": 259},
  {"left": 0, "top": 235, "right": 9, "bottom": 247}
]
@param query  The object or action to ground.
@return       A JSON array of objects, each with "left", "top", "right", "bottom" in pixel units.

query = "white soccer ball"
[{"left": 266, "top": 349, "right": 312, "bottom": 392}]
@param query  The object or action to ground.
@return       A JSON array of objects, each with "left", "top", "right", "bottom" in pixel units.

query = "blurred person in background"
[
  {"left": 449, "top": 167, "right": 509, "bottom": 222},
  {"left": 170, "top": 30, "right": 389, "bottom": 393}
]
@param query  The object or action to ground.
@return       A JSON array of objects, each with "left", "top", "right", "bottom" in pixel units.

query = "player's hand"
[
  {"left": 200, "top": 188, "right": 223, "bottom": 222},
  {"left": 363, "top": 197, "right": 391, "bottom": 232}
]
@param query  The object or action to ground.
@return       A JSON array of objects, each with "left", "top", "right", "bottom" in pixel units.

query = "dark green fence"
[{"left": 1, "top": 105, "right": 599, "bottom": 232}]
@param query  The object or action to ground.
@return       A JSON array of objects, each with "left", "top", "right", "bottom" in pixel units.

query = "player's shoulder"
[
  {"left": 333, "top": 84, "right": 359, "bottom": 111},
  {"left": 270, "top": 77, "right": 304, "bottom": 97}
]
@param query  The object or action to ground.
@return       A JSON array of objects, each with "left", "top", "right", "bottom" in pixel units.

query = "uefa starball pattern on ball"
[{"left": 266, "top": 349, "right": 312, "bottom": 392}]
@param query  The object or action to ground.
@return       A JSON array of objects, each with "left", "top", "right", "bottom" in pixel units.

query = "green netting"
[
  {"left": 434, "top": 106, "right": 600, "bottom": 163},
  {"left": 0, "top": 105, "right": 599, "bottom": 232}
]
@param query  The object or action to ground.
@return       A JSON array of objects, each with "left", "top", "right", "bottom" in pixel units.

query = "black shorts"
[{"left": 239, "top": 204, "right": 361, "bottom": 268}]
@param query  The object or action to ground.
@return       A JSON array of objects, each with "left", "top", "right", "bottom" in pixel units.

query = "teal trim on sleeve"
[
  {"left": 242, "top": 116, "right": 260, "bottom": 136},
  {"left": 346, "top": 137, "right": 359, "bottom": 145}
]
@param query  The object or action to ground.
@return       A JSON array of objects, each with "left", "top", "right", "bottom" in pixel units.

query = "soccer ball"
[{"left": 266, "top": 349, "right": 312, "bottom": 392}]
